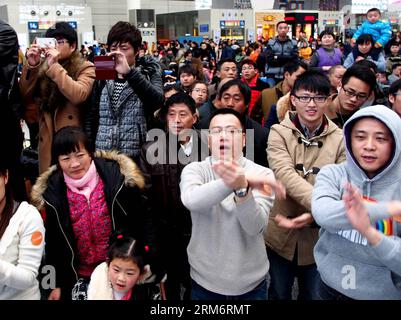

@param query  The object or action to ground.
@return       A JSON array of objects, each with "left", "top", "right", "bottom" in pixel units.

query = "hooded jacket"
[
  {"left": 352, "top": 20, "right": 392, "bottom": 47},
  {"left": 266, "top": 111, "right": 345, "bottom": 265},
  {"left": 312, "top": 105, "right": 401, "bottom": 299},
  {"left": 30, "top": 150, "right": 156, "bottom": 299}
]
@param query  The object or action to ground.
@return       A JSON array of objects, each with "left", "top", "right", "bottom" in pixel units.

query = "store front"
[
  {"left": 219, "top": 20, "right": 245, "bottom": 44},
  {"left": 284, "top": 11, "right": 318, "bottom": 40},
  {"left": 255, "top": 11, "right": 285, "bottom": 41},
  {"left": 319, "top": 11, "right": 343, "bottom": 38}
]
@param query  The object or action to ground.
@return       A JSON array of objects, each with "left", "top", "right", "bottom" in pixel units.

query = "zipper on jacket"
[
  {"left": 44, "top": 199, "right": 78, "bottom": 282},
  {"left": 111, "top": 182, "right": 124, "bottom": 231}
]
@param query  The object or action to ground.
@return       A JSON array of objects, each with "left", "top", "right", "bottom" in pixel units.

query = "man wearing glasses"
[
  {"left": 20, "top": 22, "right": 95, "bottom": 173},
  {"left": 216, "top": 79, "right": 269, "bottom": 167},
  {"left": 265, "top": 71, "right": 346, "bottom": 300},
  {"left": 240, "top": 59, "right": 269, "bottom": 119},
  {"left": 325, "top": 64, "right": 377, "bottom": 128},
  {"left": 180, "top": 108, "right": 285, "bottom": 300}
]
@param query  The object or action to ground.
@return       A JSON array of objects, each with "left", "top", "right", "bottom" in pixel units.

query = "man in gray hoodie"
[{"left": 312, "top": 105, "right": 401, "bottom": 300}]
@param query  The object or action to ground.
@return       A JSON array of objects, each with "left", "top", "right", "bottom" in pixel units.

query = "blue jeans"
[
  {"left": 317, "top": 279, "right": 354, "bottom": 301},
  {"left": 191, "top": 279, "right": 267, "bottom": 300},
  {"left": 266, "top": 246, "right": 319, "bottom": 300}
]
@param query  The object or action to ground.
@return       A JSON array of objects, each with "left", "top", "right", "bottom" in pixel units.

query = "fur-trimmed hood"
[
  {"left": 276, "top": 92, "right": 293, "bottom": 123},
  {"left": 31, "top": 150, "right": 145, "bottom": 210}
]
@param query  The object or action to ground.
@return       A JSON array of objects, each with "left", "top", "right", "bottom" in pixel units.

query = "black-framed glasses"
[
  {"left": 56, "top": 39, "right": 68, "bottom": 45},
  {"left": 342, "top": 87, "right": 369, "bottom": 100},
  {"left": 293, "top": 94, "right": 327, "bottom": 104},
  {"left": 209, "top": 126, "right": 243, "bottom": 136}
]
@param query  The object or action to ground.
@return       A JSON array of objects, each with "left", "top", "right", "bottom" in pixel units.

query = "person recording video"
[
  {"left": 84, "top": 21, "right": 164, "bottom": 163},
  {"left": 19, "top": 21, "right": 95, "bottom": 174}
]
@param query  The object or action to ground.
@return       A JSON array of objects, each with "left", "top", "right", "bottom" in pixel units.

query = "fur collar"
[
  {"left": 37, "top": 51, "right": 85, "bottom": 113},
  {"left": 31, "top": 150, "right": 145, "bottom": 210},
  {"left": 276, "top": 92, "right": 293, "bottom": 123}
]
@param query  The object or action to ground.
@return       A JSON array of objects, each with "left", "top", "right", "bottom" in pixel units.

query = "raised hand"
[
  {"left": 26, "top": 43, "right": 41, "bottom": 67},
  {"left": 343, "top": 183, "right": 370, "bottom": 234},
  {"left": 212, "top": 160, "right": 247, "bottom": 190},
  {"left": 43, "top": 47, "right": 60, "bottom": 67},
  {"left": 343, "top": 183, "right": 381, "bottom": 245},
  {"left": 108, "top": 51, "right": 130, "bottom": 76}
]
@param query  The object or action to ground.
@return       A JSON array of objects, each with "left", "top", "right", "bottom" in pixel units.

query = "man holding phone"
[
  {"left": 19, "top": 22, "right": 95, "bottom": 174},
  {"left": 85, "top": 21, "right": 164, "bottom": 162}
]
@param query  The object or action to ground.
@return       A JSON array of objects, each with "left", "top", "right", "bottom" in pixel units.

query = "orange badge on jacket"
[{"left": 31, "top": 231, "right": 43, "bottom": 246}]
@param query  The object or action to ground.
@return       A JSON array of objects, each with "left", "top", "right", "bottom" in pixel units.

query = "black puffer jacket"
[
  {"left": 84, "top": 55, "right": 164, "bottom": 146},
  {"left": 31, "top": 150, "right": 157, "bottom": 299}
]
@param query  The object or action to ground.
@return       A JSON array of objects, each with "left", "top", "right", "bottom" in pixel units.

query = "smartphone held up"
[
  {"left": 36, "top": 38, "right": 57, "bottom": 49},
  {"left": 94, "top": 56, "right": 116, "bottom": 80}
]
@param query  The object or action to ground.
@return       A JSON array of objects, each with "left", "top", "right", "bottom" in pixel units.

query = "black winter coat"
[{"left": 31, "top": 150, "right": 156, "bottom": 299}]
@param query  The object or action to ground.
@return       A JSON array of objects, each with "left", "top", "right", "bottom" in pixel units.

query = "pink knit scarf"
[{"left": 63, "top": 161, "right": 99, "bottom": 202}]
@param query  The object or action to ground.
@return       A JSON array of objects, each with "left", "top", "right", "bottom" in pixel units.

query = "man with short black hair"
[
  {"left": 140, "top": 92, "right": 207, "bottom": 300},
  {"left": 325, "top": 64, "right": 377, "bottom": 128},
  {"left": 240, "top": 58, "right": 269, "bottom": 118},
  {"left": 208, "top": 58, "right": 238, "bottom": 101},
  {"left": 266, "top": 71, "right": 345, "bottom": 300},
  {"left": 217, "top": 79, "right": 269, "bottom": 167},
  {"left": 264, "top": 21, "right": 299, "bottom": 83},
  {"left": 180, "top": 107, "right": 284, "bottom": 300},
  {"left": 178, "top": 64, "right": 197, "bottom": 93},
  {"left": 252, "top": 61, "right": 307, "bottom": 125},
  {"left": 312, "top": 105, "right": 401, "bottom": 300},
  {"left": 86, "top": 21, "right": 164, "bottom": 163}
]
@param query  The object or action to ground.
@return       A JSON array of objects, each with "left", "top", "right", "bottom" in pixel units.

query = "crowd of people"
[{"left": 2, "top": 6, "right": 401, "bottom": 301}]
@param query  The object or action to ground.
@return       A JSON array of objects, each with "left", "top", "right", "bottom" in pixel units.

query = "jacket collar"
[{"left": 31, "top": 150, "right": 145, "bottom": 210}]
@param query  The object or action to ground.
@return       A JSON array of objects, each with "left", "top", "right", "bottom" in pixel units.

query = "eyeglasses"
[
  {"left": 342, "top": 87, "right": 369, "bottom": 100},
  {"left": 293, "top": 94, "right": 327, "bottom": 104},
  {"left": 56, "top": 39, "right": 68, "bottom": 45},
  {"left": 209, "top": 126, "right": 243, "bottom": 136}
]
